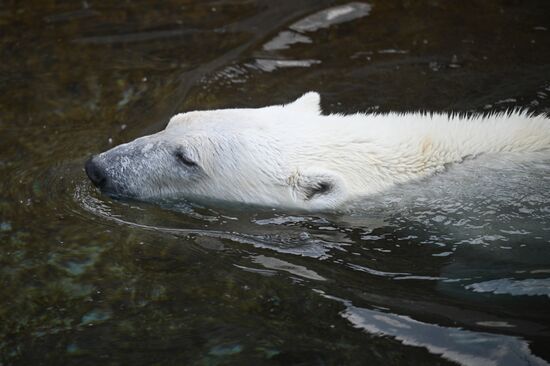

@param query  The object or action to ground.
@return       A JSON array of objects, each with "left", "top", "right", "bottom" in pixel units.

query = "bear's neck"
[{"left": 294, "top": 111, "right": 550, "bottom": 195}]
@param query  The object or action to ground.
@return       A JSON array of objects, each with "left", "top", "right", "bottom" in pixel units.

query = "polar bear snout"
[
  {"left": 84, "top": 135, "right": 206, "bottom": 200},
  {"left": 85, "top": 157, "right": 109, "bottom": 190}
]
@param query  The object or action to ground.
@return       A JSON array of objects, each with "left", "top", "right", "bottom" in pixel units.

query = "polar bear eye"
[{"left": 174, "top": 150, "right": 198, "bottom": 168}]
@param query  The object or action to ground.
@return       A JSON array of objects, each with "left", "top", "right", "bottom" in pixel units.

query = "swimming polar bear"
[{"left": 85, "top": 92, "right": 550, "bottom": 210}]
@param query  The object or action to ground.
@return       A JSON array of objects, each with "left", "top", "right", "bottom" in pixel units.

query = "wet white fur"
[{"left": 150, "top": 92, "right": 549, "bottom": 210}]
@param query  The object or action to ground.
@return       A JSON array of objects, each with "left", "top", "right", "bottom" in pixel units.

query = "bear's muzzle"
[{"left": 85, "top": 157, "right": 108, "bottom": 190}]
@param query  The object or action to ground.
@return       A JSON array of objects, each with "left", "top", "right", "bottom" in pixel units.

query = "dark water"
[{"left": 1, "top": 1, "right": 550, "bottom": 365}]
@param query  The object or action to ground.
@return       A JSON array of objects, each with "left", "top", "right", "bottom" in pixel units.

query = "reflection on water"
[
  {"left": 466, "top": 278, "right": 550, "bottom": 298},
  {"left": 1, "top": 0, "right": 550, "bottom": 365},
  {"left": 319, "top": 291, "right": 548, "bottom": 366},
  {"left": 264, "top": 2, "right": 371, "bottom": 51}
]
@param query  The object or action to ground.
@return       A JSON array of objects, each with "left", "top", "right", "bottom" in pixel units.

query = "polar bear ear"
[
  {"left": 287, "top": 92, "right": 321, "bottom": 115},
  {"left": 290, "top": 168, "right": 347, "bottom": 210}
]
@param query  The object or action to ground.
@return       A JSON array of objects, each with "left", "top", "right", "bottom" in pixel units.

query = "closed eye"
[{"left": 174, "top": 150, "right": 198, "bottom": 168}]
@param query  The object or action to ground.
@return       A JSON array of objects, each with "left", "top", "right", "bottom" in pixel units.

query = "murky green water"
[{"left": 1, "top": 1, "right": 550, "bottom": 365}]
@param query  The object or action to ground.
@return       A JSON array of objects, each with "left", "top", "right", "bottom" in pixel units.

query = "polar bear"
[{"left": 85, "top": 92, "right": 550, "bottom": 210}]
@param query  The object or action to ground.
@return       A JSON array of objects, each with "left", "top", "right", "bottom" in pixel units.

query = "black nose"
[{"left": 85, "top": 157, "right": 108, "bottom": 189}]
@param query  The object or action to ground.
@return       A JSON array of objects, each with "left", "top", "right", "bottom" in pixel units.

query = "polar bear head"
[{"left": 85, "top": 92, "right": 349, "bottom": 210}]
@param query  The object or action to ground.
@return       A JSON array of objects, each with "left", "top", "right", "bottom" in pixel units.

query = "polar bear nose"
[{"left": 85, "top": 157, "right": 108, "bottom": 189}]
